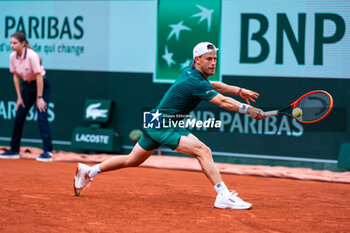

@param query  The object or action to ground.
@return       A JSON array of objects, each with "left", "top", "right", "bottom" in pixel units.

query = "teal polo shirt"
[
  {"left": 138, "top": 67, "right": 219, "bottom": 151},
  {"left": 156, "top": 67, "right": 219, "bottom": 117}
]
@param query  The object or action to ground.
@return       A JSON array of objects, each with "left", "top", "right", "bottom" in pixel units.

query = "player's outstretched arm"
[
  {"left": 210, "top": 81, "right": 260, "bottom": 104},
  {"left": 209, "top": 94, "right": 265, "bottom": 120},
  {"left": 210, "top": 81, "right": 240, "bottom": 95}
]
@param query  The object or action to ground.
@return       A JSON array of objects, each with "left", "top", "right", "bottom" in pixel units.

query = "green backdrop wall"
[
  {"left": 1, "top": 68, "right": 349, "bottom": 170},
  {"left": 1, "top": 0, "right": 349, "bottom": 170}
]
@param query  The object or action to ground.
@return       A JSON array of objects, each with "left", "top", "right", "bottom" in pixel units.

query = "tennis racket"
[{"left": 264, "top": 90, "right": 333, "bottom": 124}]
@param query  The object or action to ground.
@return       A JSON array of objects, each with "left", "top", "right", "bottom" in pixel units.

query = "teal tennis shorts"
[{"left": 138, "top": 126, "right": 191, "bottom": 151}]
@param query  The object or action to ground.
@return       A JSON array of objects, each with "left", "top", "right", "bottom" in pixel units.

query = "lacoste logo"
[{"left": 86, "top": 103, "right": 108, "bottom": 120}]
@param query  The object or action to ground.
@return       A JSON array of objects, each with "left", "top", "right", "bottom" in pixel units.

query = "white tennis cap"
[
  {"left": 191, "top": 42, "right": 218, "bottom": 67},
  {"left": 193, "top": 42, "right": 218, "bottom": 58}
]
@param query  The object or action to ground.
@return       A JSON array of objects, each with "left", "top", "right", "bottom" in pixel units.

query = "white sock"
[
  {"left": 88, "top": 165, "right": 101, "bottom": 178},
  {"left": 214, "top": 182, "right": 230, "bottom": 196}
]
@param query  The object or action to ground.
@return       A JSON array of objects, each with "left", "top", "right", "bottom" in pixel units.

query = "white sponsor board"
[
  {"left": 0, "top": 1, "right": 157, "bottom": 72},
  {"left": 221, "top": 0, "right": 350, "bottom": 79},
  {"left": 1, "top": 0, "right": 349, "bottom": 79}
]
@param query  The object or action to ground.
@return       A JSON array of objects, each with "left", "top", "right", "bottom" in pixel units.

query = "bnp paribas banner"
[
  {"left": 1, "top": 0, "right": 349, "bottom": 79},
  {"left": 155, "top": 0, "right": 221, "bottom": 83},
  {"left": 0, "top": 0, "right": 157, "bottom": 73},
  {"left": 221, "top": 0, "right": 350, "bottom": 79},
  {"left": 0, "top": 1, "right": 109, "bottom": 71}
]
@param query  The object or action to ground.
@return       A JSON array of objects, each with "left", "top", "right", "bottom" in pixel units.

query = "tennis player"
[{"left": 74, "top": 42, "right": 265, "bottom": 209}]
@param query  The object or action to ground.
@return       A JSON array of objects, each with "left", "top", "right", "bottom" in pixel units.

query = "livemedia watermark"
[{"left": 143, "top": 110, "right": 221, "bottom": 129}]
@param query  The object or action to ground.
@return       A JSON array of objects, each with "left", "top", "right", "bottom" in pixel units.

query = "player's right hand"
[{"left": 248, "top": 107, "right": 266, "bottom": 120}]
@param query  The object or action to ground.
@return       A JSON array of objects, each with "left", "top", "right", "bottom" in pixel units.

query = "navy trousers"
[{"left": 10, "top": 78, "right": 53, "bottom": 152}]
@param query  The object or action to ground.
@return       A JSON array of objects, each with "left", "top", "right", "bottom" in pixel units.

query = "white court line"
[
  {"left": 121, "top": 145, "right": 337, "bottom": 164},
  {"left": 0, "top": 137, "right": 71, "bottom": 145},
  {"left": 0, "top": 137, "right": 337, "bottom": 164}
]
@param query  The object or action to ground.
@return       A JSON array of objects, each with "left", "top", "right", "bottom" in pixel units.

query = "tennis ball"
[
  {"left": 292, "top": 107, "right": 303, "bottom": 118},
  {"left": 129, "top": 129, "right": 143, "bottom": 143}
]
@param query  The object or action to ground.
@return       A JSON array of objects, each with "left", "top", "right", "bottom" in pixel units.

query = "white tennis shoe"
[
  {"left": 214, "top": 191, "right": 252, "bottom": 209},
  {"left": 74, "top": 163, "right": 93, "bottom": 196}
]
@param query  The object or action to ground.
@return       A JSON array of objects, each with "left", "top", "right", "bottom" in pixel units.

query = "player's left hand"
[
  {"left": 239, "top": 88, "right": 260, "bottom": 105},
  {"left": 37, "top": 98, "right": 48, "bottom": 112}
]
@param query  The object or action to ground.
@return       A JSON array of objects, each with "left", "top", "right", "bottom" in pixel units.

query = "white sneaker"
[
  {"left": 74, "top": 163, "right": 93, "bottom": 196},
  {"left": 214, "top": 191, "right": 252, "bottom": 209}
]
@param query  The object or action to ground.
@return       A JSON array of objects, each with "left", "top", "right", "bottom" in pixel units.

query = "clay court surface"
[{"left": 0, "top": 159, "right": 349, "bottom": 233}]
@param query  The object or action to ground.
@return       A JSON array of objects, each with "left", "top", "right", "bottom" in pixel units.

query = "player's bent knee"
[
  {"left": 195, "top": 145, "right": 212, "bottom": 160},
  {"left": 203, "top": 146, "right": 212, "bottom": 156}
]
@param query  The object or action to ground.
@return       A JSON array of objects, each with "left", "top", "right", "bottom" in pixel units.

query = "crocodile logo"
[{"left": 86, "top": 103, "right": 108, "bottom": 120}]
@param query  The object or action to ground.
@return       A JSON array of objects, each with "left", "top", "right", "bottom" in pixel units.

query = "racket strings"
[{"left": 296, "top": 92, "right": 331, "bottom": 122}]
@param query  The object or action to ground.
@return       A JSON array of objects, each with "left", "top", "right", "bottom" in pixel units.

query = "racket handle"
[{"left": 264, "top": 110, "right": 278, "bottom": 117}]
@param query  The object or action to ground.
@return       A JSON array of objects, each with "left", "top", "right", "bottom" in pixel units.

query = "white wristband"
[{"left": 239, "top": 103, "right": 250, "bottom": 114}]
